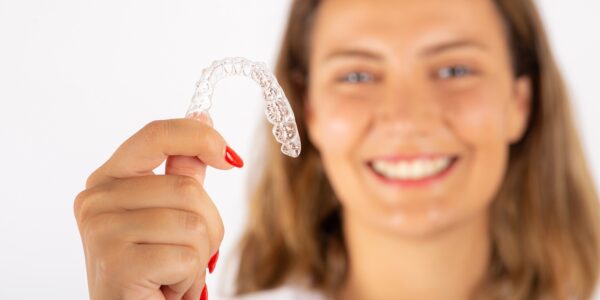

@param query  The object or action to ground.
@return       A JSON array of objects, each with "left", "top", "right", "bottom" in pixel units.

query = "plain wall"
[{"left": 0, "top": 0, "right": 598, "bottom": 298}]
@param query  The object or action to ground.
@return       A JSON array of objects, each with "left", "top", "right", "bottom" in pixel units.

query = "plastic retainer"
[{"left": 185, "top": 57, "right": 301, "bottom": 158}]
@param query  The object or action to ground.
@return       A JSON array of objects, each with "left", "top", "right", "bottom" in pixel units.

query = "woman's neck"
[{"left": 336, "top": 210, "right": 491, "bottom": 300}]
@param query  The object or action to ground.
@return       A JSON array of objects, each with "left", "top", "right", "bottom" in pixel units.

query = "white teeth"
[{"left": 371, "top": 157, "right": 453, "bottom": 180}]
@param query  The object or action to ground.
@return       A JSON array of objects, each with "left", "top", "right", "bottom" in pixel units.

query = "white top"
[
  {"left": 218, "top": 282, "right": 600, "bottom": 299},
  {"left": 221, "top": 284, "right": 327, "bottom": 300}
]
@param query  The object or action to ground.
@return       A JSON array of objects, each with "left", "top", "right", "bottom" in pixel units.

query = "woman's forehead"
[{"left": 311, "top": 0, "right": 507, "bottom": 58}]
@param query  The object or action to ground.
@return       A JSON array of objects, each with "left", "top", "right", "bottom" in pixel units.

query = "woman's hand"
[{"left": 73, "top": 115, "right": 242, "bottom": 300}]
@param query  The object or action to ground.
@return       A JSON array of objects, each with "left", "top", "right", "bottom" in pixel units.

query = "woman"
[{"left": 73, "top": 0, "right": 600, "bottom": 299}]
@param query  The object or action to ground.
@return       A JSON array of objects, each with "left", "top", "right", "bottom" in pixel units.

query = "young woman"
[{"left": 74, "top": 0, "right": 600, "bottom": 299}]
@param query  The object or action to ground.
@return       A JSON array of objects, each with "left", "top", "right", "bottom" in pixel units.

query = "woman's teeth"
[{"left": 370, "top": 156, "right": 453, "bottom": 180}]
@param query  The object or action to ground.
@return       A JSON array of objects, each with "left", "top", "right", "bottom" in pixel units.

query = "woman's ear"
[{"left": 507, "top": 75, "right": 532, "bottom": 144}]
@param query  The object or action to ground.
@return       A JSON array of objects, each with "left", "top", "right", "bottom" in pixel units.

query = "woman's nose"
[{"left": 375, "top": 81, "right": 440, "bottom": 135}]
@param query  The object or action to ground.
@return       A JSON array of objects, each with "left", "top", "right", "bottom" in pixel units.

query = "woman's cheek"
[
  {"left": 316, "top": 96, "right": 373, "bottom": 153},
  {"left": 441, "top": 86, "right": 507, "bottom": 144},
  {"left": 442, "top": 86, "right": 511, "bottom": 206}
]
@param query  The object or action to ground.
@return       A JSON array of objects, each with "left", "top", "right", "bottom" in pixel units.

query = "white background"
[{"left": 0, "top": 0, "right": 598, "bottom": 299}]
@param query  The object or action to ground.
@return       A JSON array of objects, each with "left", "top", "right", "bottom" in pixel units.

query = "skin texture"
[
  {"left": 305, "top": 0, "right": 531, "bottom": 299},
  {"left": 74, "top": 114, "right": 230, "bottom": 300},
  {"left": 74, "top": 0, "right": 531, "bottom": 299}
]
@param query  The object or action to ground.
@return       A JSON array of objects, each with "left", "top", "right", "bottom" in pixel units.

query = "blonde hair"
[{"left": 234, "top": 0, "right": 600, "bottom": 299}]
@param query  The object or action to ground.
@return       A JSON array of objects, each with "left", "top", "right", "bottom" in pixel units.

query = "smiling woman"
[
  {"left": 70, "top": 0, "right": 599, "bottom": 299},
  {"left": 232, "top": 0, "right": 600, "bottom": 299}
]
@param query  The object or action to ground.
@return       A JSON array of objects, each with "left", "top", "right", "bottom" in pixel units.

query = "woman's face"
[{"left": 306, "top": 0, "right": 531, "bottom": 236}]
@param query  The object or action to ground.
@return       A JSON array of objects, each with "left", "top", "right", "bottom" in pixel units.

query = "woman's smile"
[
  {"left": 68, "top": 0, "right": 600, "bottom": 298},
  {"left": 367, "top": 155, "right": 459, "bottom": 187}
]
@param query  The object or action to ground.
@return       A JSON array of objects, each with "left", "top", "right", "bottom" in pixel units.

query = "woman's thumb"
[{"left": 165, "top": 112, "right": 213, "bottom": 185}]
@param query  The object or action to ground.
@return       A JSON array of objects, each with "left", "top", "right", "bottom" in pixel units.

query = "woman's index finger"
[{"left": 86, "top": 117, "right": 233, "bottom": 188}]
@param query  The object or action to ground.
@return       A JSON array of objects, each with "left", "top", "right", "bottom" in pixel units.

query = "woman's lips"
[{"left": 366, "top": 155, "right": 459, "bottom": 187}]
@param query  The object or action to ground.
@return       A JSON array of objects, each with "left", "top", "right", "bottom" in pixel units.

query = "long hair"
[{"left": 233, "top": 0, "right": 600, "bottom": 299}]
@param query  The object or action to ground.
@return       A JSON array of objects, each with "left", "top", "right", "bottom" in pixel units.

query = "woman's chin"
[
  {"left": 351, "top": 199, "right": 491, "bottom": 240},
  {"left": 372, "top": 207, "right": 459, "bottom": 238}
]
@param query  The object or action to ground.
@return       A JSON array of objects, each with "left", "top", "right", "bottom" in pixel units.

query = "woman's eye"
[
  {"left": 338, "top": 71, "right": 375, "bottom": 83},
  {"left": 437, "top": 65, "right": 473, "bottom": 79}
]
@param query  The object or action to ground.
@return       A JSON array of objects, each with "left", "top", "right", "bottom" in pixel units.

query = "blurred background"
[{"left": 0, "top": 0, "right": 598, "bottom": 298}]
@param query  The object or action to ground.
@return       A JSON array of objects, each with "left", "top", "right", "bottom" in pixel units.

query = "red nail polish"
[
  {"left": 225, "top": 146, "right": 244, "bottom": 168},
  {"left": 200, "top": 284, "right": 208, "bottom": 300},
  {"left": 208, "top": 249, "right": 219, "bottom": 274}
]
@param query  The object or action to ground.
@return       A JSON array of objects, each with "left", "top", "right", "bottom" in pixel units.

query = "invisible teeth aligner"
[{"left": 185, "top": 57, "right": 301, "bottom": 158}]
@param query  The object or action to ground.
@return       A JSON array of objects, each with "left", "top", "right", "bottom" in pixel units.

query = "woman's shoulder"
[{"left": 221, "top": 284, "right": 327, "bottom": 300}]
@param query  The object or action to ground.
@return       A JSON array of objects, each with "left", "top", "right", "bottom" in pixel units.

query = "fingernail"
[
  {"left": 208, "top": 249, "right": 219, "bottom": 274},
  {"left": 225, "top": 146, "right": 244, "bottom": 168},
  {"left": 200, "top": 284, "right": 208, "bottom": 300}
]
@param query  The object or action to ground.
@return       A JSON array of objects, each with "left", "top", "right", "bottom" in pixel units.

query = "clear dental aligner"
[{"left": 185, "top": 57, "right": 301, "bottom": 158}]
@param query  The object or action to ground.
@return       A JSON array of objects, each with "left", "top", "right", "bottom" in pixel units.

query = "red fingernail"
[
  {"left": 208, "top": 249, "right": 219, "bottom": 274},
  {"left": 225, "top": 146, "right": 244, "bottom": 168},
  {"left": 200, "top": 284, "right": 208, "bottom": 300}
]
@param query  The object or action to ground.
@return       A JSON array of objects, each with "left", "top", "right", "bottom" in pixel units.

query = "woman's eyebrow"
[
  {"left": 321, "top": 49, "right": 384, "bottom": 64},
  {"left": 320, "top": 39, "right": 486, "bottom": 64},
  {"left": 419, "top": 39, "right": 488, "bottom": 57}
]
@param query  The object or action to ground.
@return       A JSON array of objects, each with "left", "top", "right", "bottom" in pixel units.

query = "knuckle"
[
  {"left": 73, "top": 189, "right": 89, "bottom": 222},
  {"left": 73, "top": 186, "right": 106, "bottom": 223},
  {"left": 141, "top": 119, "right": 171, "bottom": 142},
  {"left": 179, "top": 246, "right": 202, "bottom": 269},
  {"left": 180, "top": 212, "right": 212, "bottom": 262},
  {"left": 173, "top": 175, "right": 201, "bottom": 200},
  {"left": 96, "top": 249, "right": 128, "bottom": 283},
  {"left": 96, "top": 253, "right": 117, "bottom": 276},
  {"left": 183, "top": 212, "right": 208, "bottom": 236},
  {"left": 85, "top": 170, "right": 100, "bottom": 189}
]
